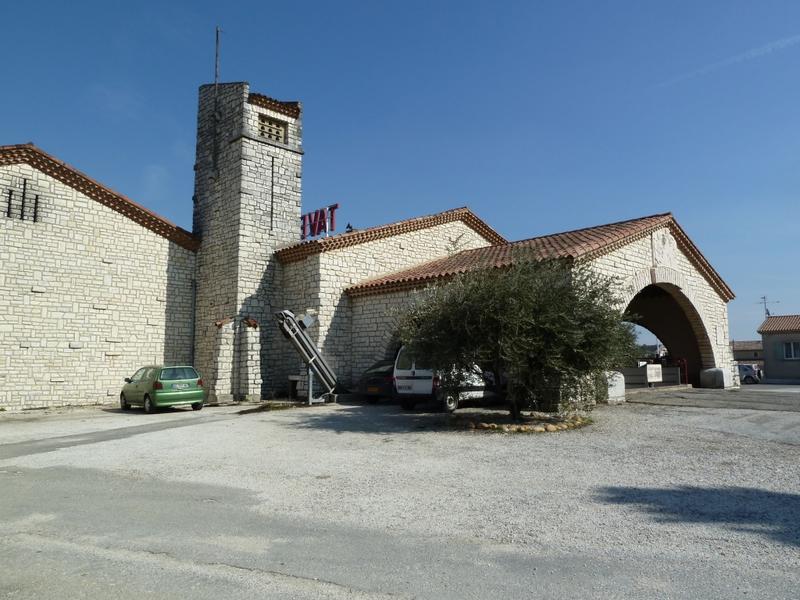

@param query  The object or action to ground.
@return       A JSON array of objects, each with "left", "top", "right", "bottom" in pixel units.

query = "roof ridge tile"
[
  {"left": 346, "top": 213, "right": 734, "bottom": 302},
  {"left": 274, "top": 207, "right": 507, "bottom": 263}
]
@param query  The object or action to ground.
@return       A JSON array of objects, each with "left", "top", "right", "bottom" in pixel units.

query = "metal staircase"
[{"left": 275, "top": 310, "right": 337, "bottom": 403}]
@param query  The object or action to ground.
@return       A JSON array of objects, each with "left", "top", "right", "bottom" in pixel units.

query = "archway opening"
[
  {"left": 624, "top": 284, "right": 713, "bottom": 387},
  {"left": 632, "top": 324, "right": 667, "bottom": 361}
]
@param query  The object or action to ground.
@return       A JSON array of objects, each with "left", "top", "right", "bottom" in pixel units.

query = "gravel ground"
[{"left": 1, "top": 398, "right": 799, "bottom": 598}]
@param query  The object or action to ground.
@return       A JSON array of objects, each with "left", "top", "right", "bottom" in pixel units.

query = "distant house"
[
  {"left": 758, "top": 315, "right": 800, "bottom": 383},
  {"left": 729, "top": 340, "right": 763, "bottom": 366}
]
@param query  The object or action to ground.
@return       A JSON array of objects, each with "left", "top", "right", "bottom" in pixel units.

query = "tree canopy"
[{"left": 396, "top": 258, "right": 637, "bottom": 416}]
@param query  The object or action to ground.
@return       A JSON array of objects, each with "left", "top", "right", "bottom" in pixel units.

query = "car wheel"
[
  {"left": 744, "top": 376, "right": 756, "bottom": 384},
  {"left": 400, "top": 399, "right": 416, "bottom": 411},
  {"left": 442, "top": 393, "right": 459, "bottom": 413},
  {"left": 119, "top": 393, "right": 130, "bottom": 411},
  {"left": 144, "top": 395, "right": 156, "bottom": 414},
  {"left": 191, "top": 402, "right": 204, "bottom": 411}
]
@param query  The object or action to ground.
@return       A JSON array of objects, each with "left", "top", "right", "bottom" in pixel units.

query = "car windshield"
[{"left": 160, "top": 367, "right": 199, "bottom": 380}]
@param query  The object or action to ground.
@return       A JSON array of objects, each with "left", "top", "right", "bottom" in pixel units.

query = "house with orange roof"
[{"left": 758, "top": 316, "right": 800, "bottom": 382}]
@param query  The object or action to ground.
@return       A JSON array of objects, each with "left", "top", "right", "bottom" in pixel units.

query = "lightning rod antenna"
[{"left": 214, "top": 25, "right": 221, "bottom": 87}]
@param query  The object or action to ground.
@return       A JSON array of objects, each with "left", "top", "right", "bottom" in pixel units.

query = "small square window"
[
  {"left": 784, "top": 342, "right": 800, "bottom": 359},
  {"left": 258, "top": 114, "right": 287, "bottom": 144}
]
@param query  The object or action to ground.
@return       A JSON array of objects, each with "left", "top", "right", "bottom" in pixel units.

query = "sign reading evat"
[{"left": 301, "top": 203, "right": 339, "bottom": 240}]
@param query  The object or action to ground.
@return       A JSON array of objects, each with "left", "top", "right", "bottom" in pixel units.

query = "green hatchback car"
[{"left": 120, "top": 365, "right": 205, "bottom": 413}]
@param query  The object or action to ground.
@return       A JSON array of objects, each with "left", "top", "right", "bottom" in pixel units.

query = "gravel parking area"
[{"left": 1, "top": 396, "right": 799, "bottom": 599}]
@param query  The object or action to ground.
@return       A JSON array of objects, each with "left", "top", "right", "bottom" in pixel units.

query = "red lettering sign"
[{"left": 300, "top": 203, "right": 340, "bottom": 240}]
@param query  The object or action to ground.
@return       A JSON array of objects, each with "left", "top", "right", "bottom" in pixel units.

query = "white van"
[{"left": 392, "top": 346, "right": 496, "bottom": 412}]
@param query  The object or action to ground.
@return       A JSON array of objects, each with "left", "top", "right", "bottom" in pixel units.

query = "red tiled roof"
[
  {"left": 247, "top": 93, "right": 301, "bottom": 119},
  {"left": 346, "top": 213, "right": 735, "bottom": 301},
  {"left": 730, "top": 340, "right": 763, "bottom": 351},
  {"left": 0, "top": 144, "right": 199, "bottom": 251},
  {"left": 274, "top": 207, "right": 507, "bottom": 263},
  {"left": 758, "top": 315, "right": 800, "bottom": 334}
]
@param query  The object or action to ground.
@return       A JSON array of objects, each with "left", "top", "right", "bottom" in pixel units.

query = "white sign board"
[{"left": 645, "top": 364, "right": 663, "bottom": 383}]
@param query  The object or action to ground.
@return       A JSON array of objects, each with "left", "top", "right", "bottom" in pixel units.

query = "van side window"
[
  {"left": 414, "top": 356, "right": 431, "bottom": 370},
  {"left": 396, "top": 348, "right": 413, "bottom": 370}
]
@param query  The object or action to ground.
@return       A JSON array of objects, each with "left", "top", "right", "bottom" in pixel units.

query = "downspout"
[{"left": 190, "top": 278, "right": 197, "bottom": 365}]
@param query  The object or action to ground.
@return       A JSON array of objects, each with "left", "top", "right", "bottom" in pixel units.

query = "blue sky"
[{"left": 3, "top": 1, "right": 798, "bottom": 341}]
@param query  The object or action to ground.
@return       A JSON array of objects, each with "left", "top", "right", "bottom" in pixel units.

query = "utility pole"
[{"left": 757, "top": 295, "right": 780, "bottom": 318}]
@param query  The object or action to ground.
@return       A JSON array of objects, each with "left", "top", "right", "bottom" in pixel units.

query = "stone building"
[{"left": 0, "top": 81, "right": 736, "bottom": 410}]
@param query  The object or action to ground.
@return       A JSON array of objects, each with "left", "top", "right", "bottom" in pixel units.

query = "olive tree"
[{"left": 396, "top": 257, "right": 636, "bottom": 418}]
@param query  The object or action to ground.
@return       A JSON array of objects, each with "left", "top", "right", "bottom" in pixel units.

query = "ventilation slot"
[{"left": 258, "top": 114, "right": 287, "bottom": 144}]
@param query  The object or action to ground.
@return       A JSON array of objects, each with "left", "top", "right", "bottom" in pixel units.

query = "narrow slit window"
[{"left": 259, "top": 114, "right": 287, "bottom": 144}]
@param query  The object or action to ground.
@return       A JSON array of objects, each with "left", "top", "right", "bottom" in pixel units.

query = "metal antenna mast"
[
  {"left": 757, "top": 295, "right": 780, "bottom": 318},
  {"left": 211, "top": 26, "right": 223, "bottom": 178},
  {"left": 214, "top": 25, "right": 221, "bottom": 88}
]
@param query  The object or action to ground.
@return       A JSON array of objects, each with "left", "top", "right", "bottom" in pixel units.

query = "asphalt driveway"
[
  {"left": 627, "top": 383, "right": 800, "bottom": 412},
  {"left": 1, "top": 393, "right": 798, "bottom": 599}
]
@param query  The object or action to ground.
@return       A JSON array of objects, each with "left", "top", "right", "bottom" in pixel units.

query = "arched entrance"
[{"left": 624, "top": 283, "right": 716, "bottom": 386}]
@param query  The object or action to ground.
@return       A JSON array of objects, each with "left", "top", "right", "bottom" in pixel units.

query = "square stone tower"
[{"left": 192, "top": 82, "right": 302, "bottom": 402}]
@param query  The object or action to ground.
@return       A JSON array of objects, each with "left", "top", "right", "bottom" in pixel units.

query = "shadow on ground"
[
  {"left": 101, "top": 406, "right": 198, "bottom": 415},
  {"left": 286, "top": 399, "right": 511, "bottom": 434},
  {"left": 288, "top": 401, "right": 452, "bottom": 434},
  {"left": 0, "top": 414, "right": 233, "bottom": 460},
  {"left": 597, "top": 485, "right": 800, "bottom": 547}
]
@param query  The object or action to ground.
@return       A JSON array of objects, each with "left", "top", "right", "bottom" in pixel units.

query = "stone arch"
[{"left": 620, "top": 267, "right": 717, "bottom": 386}]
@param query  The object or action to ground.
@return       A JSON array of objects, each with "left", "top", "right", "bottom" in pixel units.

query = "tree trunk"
[{"left": 508, "top": 396, "right": 522, "bottom": 422}]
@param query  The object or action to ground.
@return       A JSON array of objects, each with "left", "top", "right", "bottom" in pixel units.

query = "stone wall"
[
  {"left": 350, "top": 288, "right": 423, "bottom": 381},
  {"left": 192, "top": 83, "right": 247, "bottom": 403},
  {"left": 588, "top": 226, "right": 734, "bottom": 380},
  {"left": 0, "top": 163, "right": 195, "bottom": 410},
  {"left": 346, "top": 225, "right": 735, "bottom": 390},
  {"left": 277, "top": 220, "right": 492, "bottom": 388}
]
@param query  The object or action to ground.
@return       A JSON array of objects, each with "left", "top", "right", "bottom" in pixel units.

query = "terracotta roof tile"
[
  {"left": 346, "top": 213, "right": 735, "bottom": 301},
  {"left": 758, "top": 315, "right": 800, "bottom": 334},
  {"left": 247, "top": 93, "right": 301, "bottom": 119},
  {"left": 0, "top": 144, "right": 199, "bottom": 251},
  {"left": 274, "top": 207, "right": 507, "bottom": 263}
]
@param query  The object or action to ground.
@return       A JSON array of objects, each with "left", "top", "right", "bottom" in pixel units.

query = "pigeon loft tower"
[{"left": 192, "top": 82, "right": 303, "bottom": 402}]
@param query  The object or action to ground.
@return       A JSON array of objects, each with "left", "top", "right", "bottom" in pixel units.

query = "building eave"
[
  {"left": 0, "top": 143, "right": 200, "bottom": 252},
  {"left": 274, "top": 206, "right": 507, "bottom": 264}
]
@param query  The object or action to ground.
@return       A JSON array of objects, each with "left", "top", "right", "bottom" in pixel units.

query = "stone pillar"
[
  {"left": 207, "top": 320, "right": 235, "bottom": 404},
  {"left": 235, "top": 319, "right": 262, "bottom": 401}
]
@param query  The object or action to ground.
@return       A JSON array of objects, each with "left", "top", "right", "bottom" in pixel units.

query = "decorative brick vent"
[
  {"left": 4, "top": 178, "right": 40, "bottom": 222},
  {"left": 258, "top": 114, "right": 288, "bottom": 144}
]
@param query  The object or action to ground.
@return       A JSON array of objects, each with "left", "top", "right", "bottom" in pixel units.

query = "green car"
[{"left": 120, "top": 365, "right": 205, "bottom": 413}]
